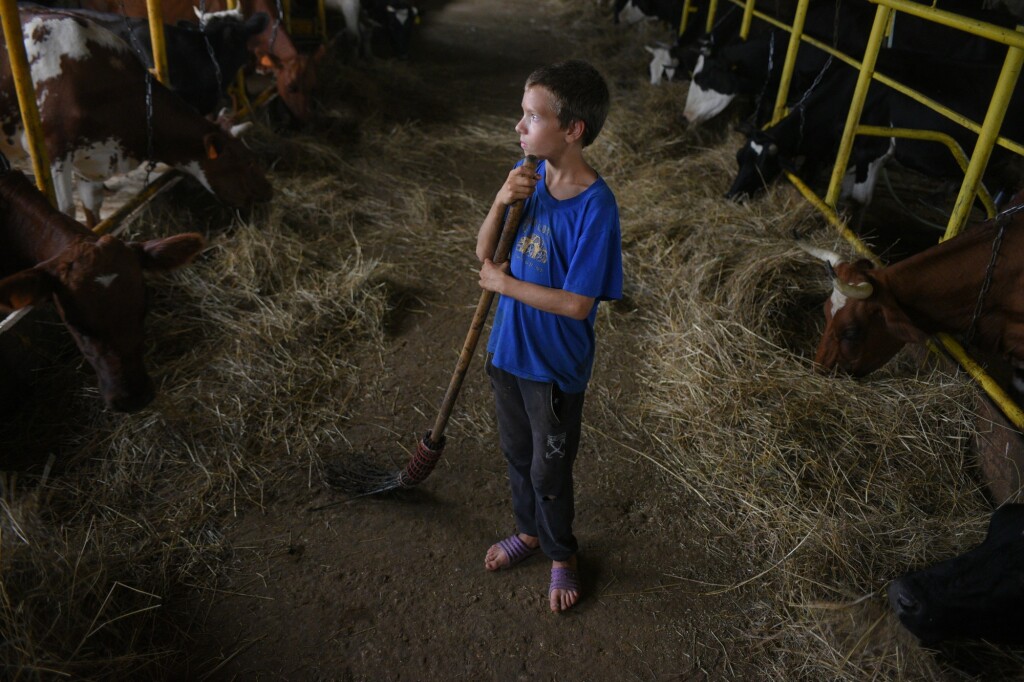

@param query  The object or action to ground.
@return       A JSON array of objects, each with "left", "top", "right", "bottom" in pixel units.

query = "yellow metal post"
[
  {"left": 785, "top": 171, "right": 883, "bottom": 266},
  {"left": 281, "top": 0, "right": 292, "bottom": 33},
  {"left": 825, "top": 3, "right": 891, "bottom": 207},
  {"left": 145, "top": 0, "right": 169, "bottom": 85},
  {"left": 740, "top": 0, "right": 754, "bottom": 40},
  {"left": 937, "top": 334, "right": 1024, "bottom": 429},
  {"left": 773, "top": 0, "right": 809, "bottom": 122},
  {"left": 706, "top": 0, "right": 719, "bottom": 33},
  {"left": 680, "top": 0, "right": 692, "bottom": 35},
  {"left": 317, "top": 0, "right": 327, "bottom": 42},
  {"left": 880, "top": 0, "right": 1024, "bottom": 46},
  {"left": 945, "top": 27, "right": 1024, "bottom": 241},
  {"left": 0, "top": 0, "right": 55, "bottom": 206}
]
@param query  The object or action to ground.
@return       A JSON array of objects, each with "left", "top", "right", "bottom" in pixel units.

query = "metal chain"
[
  {"left": 964, "top": 201, "right": 1024, "bottom": 345},
  {"left": 117, "top": 0, "right": 156, "bottom": 183},
  {"left": 198, "top": 0, "right": 224, "bottom": 98},
  {"left": 269, "top": 0, "right": 284, "bottom": 52},
  {"left": 791, "top": 0, "right": 842, "bottom": 142},
  {"left": 751, "top": 31, "right": 775, "bottom": 125}
]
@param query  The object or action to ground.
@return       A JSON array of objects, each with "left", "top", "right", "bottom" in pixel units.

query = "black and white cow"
[
  {"left": 889, "top": 505, "right": 1024, "bottom": 644},
  {"left": 645, "top": 3, "right": 741, "bottom": 86},
  {"left": 684, "top": 1, "right": 875, "bottom": 125},
  {"left": 685, "top": 0, "right": 1017, "bottom": 126},
  {"left": 726, "top": 50, "right": 1024, "bottom": 205},
  {"left": 0, "top": 7, "right": 273, "bottom": 227},
  {"left": 725, "top": 62, "right": 853, "bottom": 201},
  {"left": 56, "top": 6, "right": 268, "bottom": 116},
  {"left": 325, "top": 0, "right": 419, "bottom": 60}
]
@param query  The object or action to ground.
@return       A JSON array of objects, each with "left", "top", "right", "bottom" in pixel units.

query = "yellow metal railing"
[
  {"left": 827, "top": 1, "right": 1024, "bottom": 237},
  {"left": 146, "top": 0, "right": 169, "bottom": 84},
  {"left": 0, "top": 0, "right": 54, "bottom": 206},
  {"left": 856, "top": 125, "right": 997, "bottom": 217},
  {"left": 691, "top": 0, "right": 1024, "bottom": 429},
  {"left": 786, "top": 172, "right": 1024, "bottom": 427}
]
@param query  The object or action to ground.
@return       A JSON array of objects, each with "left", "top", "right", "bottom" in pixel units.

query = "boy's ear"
[{"left": 565, "top": 119, "right": 586, "bottom": 144}]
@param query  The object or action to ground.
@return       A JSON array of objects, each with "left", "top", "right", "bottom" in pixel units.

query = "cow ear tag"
[
  {"left": 259, "top": 54, "right": 274, "bottom": 69},
  {"left": 206, "top": 138, "right": 220, "bottom": 160}
]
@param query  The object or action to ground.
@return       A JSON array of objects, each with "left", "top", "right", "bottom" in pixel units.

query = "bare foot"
[
  {"left": 484, "top": 533, "right": 539, "bottom": 571},
  {"left": 549, "top": 556, "right": 580, "bottom": 612}
]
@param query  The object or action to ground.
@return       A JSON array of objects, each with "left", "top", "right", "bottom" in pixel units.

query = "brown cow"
[
  {"left": 803, "top": 195, "right": 1024, "bottom": 384},
  {"left": 0, "top": 165, "right": 205, "bottom": 412},
  {"left": 0, "top": 7, "right": 272, "bottom": 228},
  {"left": 76, "top": 0, "right": 323, "bottom": 123}
]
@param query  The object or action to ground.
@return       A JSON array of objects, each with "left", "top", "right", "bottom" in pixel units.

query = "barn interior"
[{"left": 1, "top": 0, "right": 1024, "bottom": 679}]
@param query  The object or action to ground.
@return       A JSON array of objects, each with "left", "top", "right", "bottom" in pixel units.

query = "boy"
[{"left": 476, "top": 60, "right": 622, "bottom": 613}]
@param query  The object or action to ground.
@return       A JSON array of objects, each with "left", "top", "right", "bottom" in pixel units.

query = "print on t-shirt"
[{"left": 515, "top": 219, "right": 550, "bottom": 270}]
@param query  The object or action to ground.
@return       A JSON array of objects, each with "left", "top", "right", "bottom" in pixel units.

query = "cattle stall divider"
[
  {"left": 0, "top": 0, "right": 183, "bottom": 336},
  {"left": 692, "top": 0, "right": 1024, "bottom": 428},
  {"left": 0, "top": 0, "right": 288, "bottom": 337}
]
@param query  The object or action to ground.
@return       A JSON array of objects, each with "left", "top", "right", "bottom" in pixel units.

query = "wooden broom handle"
[{"left": 429, "top": 155, "right": 539, "bottom": 443}]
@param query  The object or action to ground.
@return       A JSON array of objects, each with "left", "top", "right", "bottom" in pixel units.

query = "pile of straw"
[
  {"left": 0, "top": 0, "right": 1018, "bottom": 678},
  {"left": 560, "top": 1, "right": 1016, "bottom": 678}
]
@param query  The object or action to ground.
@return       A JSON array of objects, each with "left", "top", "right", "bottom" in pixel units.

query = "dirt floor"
[
  {"left": 8, "top": 1, "right": 1017, "bottom": 679},
  {"left": 158, "top": 2, "right": 756, "bottom": 680}
]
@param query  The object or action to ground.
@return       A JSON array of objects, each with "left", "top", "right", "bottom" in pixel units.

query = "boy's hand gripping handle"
[
  {"left": 426, "top": 155, "right": 538, "bottom": 447},
  {"left": 489, "top": 156, "right": 539, "bottom": 265}
]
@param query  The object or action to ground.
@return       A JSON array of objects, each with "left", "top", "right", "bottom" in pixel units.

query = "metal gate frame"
[{"left": 682, "top": 0, "right": 1024, "bottom": 428}]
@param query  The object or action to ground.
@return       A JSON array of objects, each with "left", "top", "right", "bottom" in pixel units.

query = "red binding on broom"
[{"left": 325, "top": 154, "right": 538, "bottom": 497}]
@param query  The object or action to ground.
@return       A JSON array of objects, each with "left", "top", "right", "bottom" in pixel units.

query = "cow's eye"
[{"left": 841, "top": 326, "right": 862, "bottom": 342}]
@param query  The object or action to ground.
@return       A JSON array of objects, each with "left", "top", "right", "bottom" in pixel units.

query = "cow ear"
[
  {"left": 0, "top": 268, "right": 55, "bottom": 311},
  {"left": 130, "top": 233, "right": 207, "bottom": 272},
  {"left": 229, "top": 122, "right": 253, "bottom": 138},
  {"left": 203, "top": 132, "right": 225, "bottom": 160},
  {"left": 258, "top": 53, "right": 282, "bottom": 71}
]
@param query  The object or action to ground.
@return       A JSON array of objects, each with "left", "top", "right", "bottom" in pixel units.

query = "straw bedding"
[{"left": 0, "top": 0, "right": 1018, "bottom": 678}]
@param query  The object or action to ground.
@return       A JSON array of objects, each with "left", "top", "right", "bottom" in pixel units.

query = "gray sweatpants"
[{"left": 486, "top": 355, "right": 586, "bottom": 562}]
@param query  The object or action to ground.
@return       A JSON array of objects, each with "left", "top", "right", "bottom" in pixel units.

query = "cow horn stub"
[
  {"left": 826, "top": 262, "right": 873, "bottom": 299},
  {"left": 795, "top": 240, "right": 842, "bottom": 266}
]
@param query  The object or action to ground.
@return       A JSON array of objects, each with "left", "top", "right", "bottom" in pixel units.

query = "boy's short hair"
[{"left": 525, "top": 60, "right": 610, "bottom": 148}]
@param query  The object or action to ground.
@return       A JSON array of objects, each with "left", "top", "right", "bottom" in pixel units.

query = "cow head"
[
  {"left": 259, "top": 45, "right": 325, "bottom": 123},
  {"left": 203, "top": 10, "right": 270, "bottom": 58},
  {"left": 806, "top": 253, "right": 925, "bottom": 376},
  {"left": 684, "top": 54, "right": 737, "bottom": 123},
  {"left": 645, "top": 44, "right": 678, "bottom": 86},
  {"left": 725, "top": 130, "right": 786, "bottom": 201},
  {"left": 889, "top": 505, "right": 1024, "bottom": 644},
  {"left": 190, "top": 127, "right": 273, "bottom": 210},
  {"left": 383, "top": 2, "right": 419, "bottom": 60},
  {"left": 0, "top": 231, "right": 206, "bottom": 412}
]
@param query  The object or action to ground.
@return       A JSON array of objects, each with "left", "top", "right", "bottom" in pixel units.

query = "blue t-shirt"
[{"left": 486, "top": 159, "right": 623, "bottom": 393}]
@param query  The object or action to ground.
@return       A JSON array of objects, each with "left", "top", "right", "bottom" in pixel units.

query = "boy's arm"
[
  {"left": 475, "top": 166, "right": 540, "bottom": 262},
  {"left": 479, "top": 259, "right": 595, "bottom": 321}
]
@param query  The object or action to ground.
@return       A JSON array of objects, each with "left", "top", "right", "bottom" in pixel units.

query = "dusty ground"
[
  {"left": 162, "top": 1, "right": 757, "bottom": 679},
  {"left": 9, "top": 1, "right": 1011, "bottom": 679}
]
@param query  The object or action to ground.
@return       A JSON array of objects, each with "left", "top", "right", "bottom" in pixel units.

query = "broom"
[{"left": 324, "top": 154, "right": 539, "bottom": 497}]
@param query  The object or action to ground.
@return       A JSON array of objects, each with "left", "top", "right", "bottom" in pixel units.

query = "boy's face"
[{"left": 516, "top": 85, "right": 571, "bottom": 160}]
